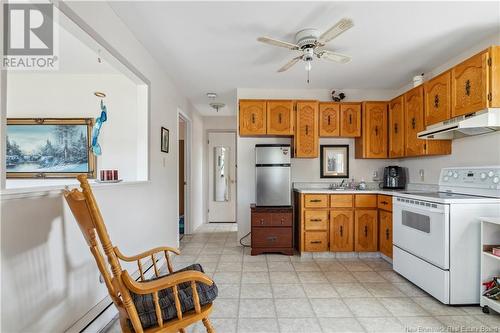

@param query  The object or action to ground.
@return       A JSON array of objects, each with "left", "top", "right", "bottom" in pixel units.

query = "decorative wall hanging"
[
  {"left": 91, "top": 92, "right": 108, "bottom": 156},
  {"left": 6, "top": 118, "right": 96, "bottom": 178},
  {"left": 320, "top": 144, "right": 349, "bottom": 178},
  {"left": 161, "top": 127, "right": 169, "bottom": 153},
  {"left": 331, "top": 90, "right": 346, "bottom": 102}
]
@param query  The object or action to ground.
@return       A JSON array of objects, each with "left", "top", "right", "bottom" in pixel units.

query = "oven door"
[{"left": 393, "top": 197, "right": 450, "bottom": 269}]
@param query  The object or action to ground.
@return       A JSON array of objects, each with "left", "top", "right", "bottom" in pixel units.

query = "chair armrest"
[
  {"left": 114, "top": 246, "right": 180, "bottom": 262},
  {"left": 122, "top": 270, "right": 213, "bottom": 295}
]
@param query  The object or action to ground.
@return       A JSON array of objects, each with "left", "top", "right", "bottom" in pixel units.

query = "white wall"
[
  {"left": 6, "top": 73, "right": 144, "bottom": 183},
  {"left": 236, "top": 88, "right": 399, "bottom": 240},
  {"left": 1, "top": 2, "right": 203, "bottom": 332}
]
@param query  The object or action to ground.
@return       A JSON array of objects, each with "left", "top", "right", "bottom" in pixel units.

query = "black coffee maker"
[{"left": 383, "top": 166, "right": 407, "bottom": 189}]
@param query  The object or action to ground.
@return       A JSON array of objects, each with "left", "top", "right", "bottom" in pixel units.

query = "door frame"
[
  {"left": 178, "top": 109, "right": 192, "bottom": 235},
  {"left": 206, "top": 129, "right": 237, "bottom": 223}
]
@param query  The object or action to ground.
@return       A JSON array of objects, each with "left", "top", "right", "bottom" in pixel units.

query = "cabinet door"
[
  {"left": 364, "top": 102, "right": 388, "bottom": 158},
  {"left": 340, "top": 103, "right": 361, "bottom": 137},
  {"left": 239, "top": 100, "right": 266, "bottom": 136},
  {"left": 319, "top": 102, "right": 340, "bottom": 137},
  {"left": 304, "top": 231, "right": 328, "bottom": 252},
  {"left": 330, "top": 210, "right": 354, "bottom": 252},
  {"left": 405, "top": 86, "right": 426, "bottom": 156},
  {"left": 425, "top": 71, "right": 451, "bottom": 125},
  {"left": 452, "top": 49, "right": 488, "bottom": 118},
  {"left": 294, "top": 101, "right": 319, "bottom": 158},
  {"left": 389, "top": 96, "right": 405, "bottom": 158},
  {"left": 267, "top": 100, "right": 294, "bottom": 135},
  {"left": 378, "top": 210, "right": 393, "bottom": 258},
  {"left": 354, "top": 209, "right": 378, "bottom": 252}
]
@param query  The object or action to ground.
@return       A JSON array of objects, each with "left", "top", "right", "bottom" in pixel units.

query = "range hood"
[{"left": 418, "top": 108, "right": 500, "bottom": 140}]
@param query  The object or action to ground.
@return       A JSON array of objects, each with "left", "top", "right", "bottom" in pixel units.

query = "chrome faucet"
[{"left": 340, "top": 179, "right": 346, "bottom": 188}]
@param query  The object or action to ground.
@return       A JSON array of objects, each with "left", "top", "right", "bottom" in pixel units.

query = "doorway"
[
  {"left": 178, "top": 111, "right": 191, "bottom": 238},
  {"left": 208, "top": 131, "right": 236, "bottom": 223}
]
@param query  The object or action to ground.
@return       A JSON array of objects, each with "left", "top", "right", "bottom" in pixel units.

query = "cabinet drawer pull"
[
  {"left": 364, "top": 225, "right": 368, "bottom": 237},
  {"left": 310, "top": 218, "right": 323, "bottom": 222},
  {"left": 281, "top": 219, "right": 284, "bottom": 224},
  {"left": 465, "top": 79, "right": 471, "bottom": 96},
  {"left": 310, "top": 240, "right": 322, "bottom": 244},
  {"left": 411, "top": 117, "right": 416, "bottom": 129},
  {"left": 381, "top": 201, "right": 388, "bottom": 205},
  {"left": 340, "top": 225, "right": 343, "bottom": 237},
  {"left": 385, "top": 228, "right": 390, "bottom": 240},
  {"left": 434, "top": 94, "right": 440, "bottom": 108},
  {"left": 267, "top": 236, "right": 277, "bottom": 242},
  {"left": 309, "top": 199, "right": 322, "bottom": 203},
  {"left": 278, "top": 113, "right": 282, "bottom": 124},
  {"left": 349, "top": 114, "right": 352, "bottom": 124}
]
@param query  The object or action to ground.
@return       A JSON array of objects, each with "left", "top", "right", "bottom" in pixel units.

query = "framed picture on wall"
[
  {"left": 6, "top": 118, "right": 96, "bottom": 178},
  {"left": 161, "top": 127, "right": 169, "bottom": 153},
  {"left": 320, "top": 145, "right": 349, "bottom": 178}
]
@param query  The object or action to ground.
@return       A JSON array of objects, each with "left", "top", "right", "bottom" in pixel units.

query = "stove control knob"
[
  {"left": 453, "top": 172, "right": 459, "bottom": 178},
  {"left": 493, "top": 176, "right": 500, "bottom": 184},
  {"left": 443, "top": 176, "right": 449, "bottom": 182},
  {"left": 480, "top": 172, "right": 487, "bottom": 180},
  {"left": 488, "top": 171, "right": 495, "bottom": 178},
  {"left": 447, "top": 171, "right": 453, "bottom": 177}
]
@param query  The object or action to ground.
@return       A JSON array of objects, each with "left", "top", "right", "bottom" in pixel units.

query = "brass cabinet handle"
[
  {"left": 394, "top": 123, "right": 398, "bottom": 134},
  {"left": 340, "top": 225, "right": 343, "bottom": 237},
  {"left": 465, "top": 79, "right": 471, "bottom": 96},
  {"left": 310, "top": 240, "right": 322, "bottom": 244},
  {"left": 251, "top": 114, "right": 256, "bottom": 124},
  {"left": 364, "top": 225, "right": 368, "bottom": 237},
  {"left": 381, "top": 201, "right": 388, "bottom": 205},
  {"left": 310, "top": 218, "right": 323, "bottom": 222},
  {"left": 327, "top": 115, "right": 331, "bottom": 125},
  {"left": 411, "top": 117, "right": 416, "bottom": 129},
  {"left": 434, "top": 94, "right": 440, "bottom": 108},
  {"left": 278, "top": 113, "right": 282, "bottom": 124},
  {"left": 267, "top": 236, "right": 277, "bottom": 242},
  {"left": 309, "top": 199, "right": 322, "bottom": 203},
  {"left": 385, "top": 228, "right": 390, "bottom": 240},
  {"left": 349, "top": 114, "right": 352, "bottom": 124},
  {"left": 260, "top": 219, "right": 265, "bottom": 225}
]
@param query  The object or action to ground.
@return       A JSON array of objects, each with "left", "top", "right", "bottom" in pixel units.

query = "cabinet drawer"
[
  {"left": 304, "top": 194, "right": 329, "bottom": 208},
  {"left": 377, "top": 195, "right": 393, "bottom": 211},
  {"left": 355, "top": 194, "right": 377, "bottom": 208},
  {"left": 304, "top": 231, "right": 328, "bottom": 252},
  {"left": 330, "top": 194, "right": 353, "bottom": 207},
  {"left": 252, "top": 227, "right": 292, "bottom": 248},
  {"left": 272, "top": 212, "right": 293, "bottom": 227},
  {"left": 251, "top": 213, "right": 273, "bottom": 227},
  {"left": 304, "top": 210, "right": 329, "bottom": 231}
]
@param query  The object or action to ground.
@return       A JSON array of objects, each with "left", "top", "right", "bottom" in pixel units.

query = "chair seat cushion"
[{"left": 130, "top": 264, "right": 218, "bottom": 330}]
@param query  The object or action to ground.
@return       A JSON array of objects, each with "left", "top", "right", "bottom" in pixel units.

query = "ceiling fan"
[{"left": 257, "top": 18, "right": 354, "bottom": 82}]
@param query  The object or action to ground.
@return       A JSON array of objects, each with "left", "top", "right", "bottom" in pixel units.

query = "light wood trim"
[
  {"left": 304, "top": 194, "right": 329, "bottom": 208},
  {"left": 114, "top": 246, "right": 180, "bottom": 261},
  {"left": 330, "top": 194, "right": 353, "bottom": 207},
  {"left": 355, "top": 194, "right": 377, "bottom": 208},
  {"left": 304, "top": 210, "right": 329, "bottom": 231},
  {"left": 191, "top": 281, "right": 202, "bottom": 314},
  {"left": 153, "top": 291, "right": 163, "bottom": 327},
  {"left": 377, "top": 195, "right": 393, "bottom": 212}
]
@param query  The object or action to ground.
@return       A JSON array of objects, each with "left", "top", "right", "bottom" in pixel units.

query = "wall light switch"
[
  {"left": 419, "top": 169, "right": 425, "bottom": 181},
  {"left": 163, "top": 157, "right": 166, "bottom": 168}
]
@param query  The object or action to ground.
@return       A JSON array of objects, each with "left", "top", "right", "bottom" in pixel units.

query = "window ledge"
[{"left": 1, "top": 180, "right": 150, "bottom": 200}]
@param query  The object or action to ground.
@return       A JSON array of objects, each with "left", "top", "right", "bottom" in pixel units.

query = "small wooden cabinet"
[
  {"left": 294, "top": 101, "right": 319, "bottom": 158},
  {"left": 319, "top": 102, "right": 340, "bottom": 137},
  {"left": 239, "top": 100, "right": 267, "bottom": 136},
  {"left": 355, "top": 102, "right": 388, "bottom": 159},
  {"left": 354, "top": 209, "right": 378, "bottom": 252},
  {"left": 377, "top": 194, "right": 393, "bottom": 258},
  {"left": 389, "top": 95, "right": 405, "bottom": 158},
  {"left": 330, "top": 210, "right": 354, "bottom": 252},
  {"left": 425, "top": 71, "right": 451, "bottom": 126},
  {"left": 340, "top": 103, "right": 362, "bottom": 137},
  {"left": 251, "top": 205, "right": 293, "bottom": 255},
  {"left": 267, "top": 100, "right": 294, "bottom": 135},
  {"left": 405, "top": 86, "right": 426, "bottom": 156}
]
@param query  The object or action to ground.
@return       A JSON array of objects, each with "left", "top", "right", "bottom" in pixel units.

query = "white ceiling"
[{"left": 109, "top": 1, "right": 500, "bottom": 116}]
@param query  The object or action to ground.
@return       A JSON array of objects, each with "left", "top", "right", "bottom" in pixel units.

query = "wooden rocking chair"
[{"left": 64, "top": 175, "right": 217, "bottom": 333}]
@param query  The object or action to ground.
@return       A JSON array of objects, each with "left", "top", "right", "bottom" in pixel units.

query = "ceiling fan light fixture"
[
  {"left": 305, "top": 60, "right": 312, "bottom": 72},
  {"left": 209, "top": 102, "right": 225, "bottom": 112},
  {"left": 206, "top": 92, "right": 217, "bottom": 99}
]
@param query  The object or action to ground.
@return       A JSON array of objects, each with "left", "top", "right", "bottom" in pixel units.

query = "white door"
[{"left": 208, "top": 132, "right": 236, "bottom": 222}]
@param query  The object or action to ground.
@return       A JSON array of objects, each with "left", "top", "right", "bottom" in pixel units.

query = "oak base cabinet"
[
  {"left": 330, "top": 210, "right": 354, "bottom": 252},
  {"left": 378, "top": 210, "right": 393, "bottom": 258},
  {"left": 354, "top": 209, "right": 378, "bottom": 252}
]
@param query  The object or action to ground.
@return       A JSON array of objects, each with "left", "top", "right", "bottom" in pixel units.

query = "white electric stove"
[{"left": 392, "top": 166, "right": 500, "bottom": 305}]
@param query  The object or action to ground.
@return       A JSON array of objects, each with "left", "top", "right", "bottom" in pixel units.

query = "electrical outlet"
[
  {"left": 419, "top": 169, "right": 425, "bottom": 181},
  {"left": 373, "top": 171, "right": 379, "bottom": 181}
]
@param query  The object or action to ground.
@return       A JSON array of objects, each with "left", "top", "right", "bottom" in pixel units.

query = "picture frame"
[
  {"left": 320, "top": 144, "right": 349, "bottom": 178},
  {"left": 161, "top": 127, "right": 169, "bottom": 153},
  {"left": 6, "top": 118, "right": 96, "bottom": 179}
]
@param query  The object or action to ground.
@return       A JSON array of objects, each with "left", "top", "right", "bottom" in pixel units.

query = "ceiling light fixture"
[
  {"left": 209, "top": 102, "right": 225, "bottom": 113},
  {"left": 206, "top": 92, "right": 217, "bottom": 99}
]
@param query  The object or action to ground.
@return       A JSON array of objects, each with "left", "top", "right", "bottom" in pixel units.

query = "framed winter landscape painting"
[
  {"left": 320, "top": 144, "right": 349, "bottom": 178},
  {"left": 6, "top": 118, "right": 96, "bottom": 178}
]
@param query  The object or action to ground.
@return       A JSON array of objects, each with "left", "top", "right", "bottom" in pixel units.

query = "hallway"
[{"left": 104, "top": 223, "right": 499, "bottom": 333}]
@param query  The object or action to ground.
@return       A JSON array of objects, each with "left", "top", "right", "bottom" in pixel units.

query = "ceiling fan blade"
[
  {"left": 277, "top": 56, "right": 302, "bottom": 72},
  {"left": 257, "top": 36, "right": 299, "bottom": 50},
  {"left": 318, "top": 18, "right": 354, "bottom": 43},
  {"left": 318, "top": 50, "right": 352, "bottom": 64}
]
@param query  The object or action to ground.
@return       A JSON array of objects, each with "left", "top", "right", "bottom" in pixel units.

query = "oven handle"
[{"left": 393, "top": 202, "right": 446, "bottom": 214}]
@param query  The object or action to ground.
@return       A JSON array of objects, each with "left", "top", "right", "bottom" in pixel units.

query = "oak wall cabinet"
[
  {"left": 389, "top": 96, "right": 405, "bottom": 158},
  {"left": 319, "top": 102, "right": 340, "bottom": 137},
  {"left": 239, "top": 99, "right": 267, "bottom": 136},
  {"left": 355, "top": 102, "right": 388, "bottom": 159},
  {"left": 424, "top": 71, "right": 451, "bottom": 126},
  {"left": 266, "top": 100, "right": 294, "bottom": 135},
  {"left": 340, "top": 103, "right": 362, "bottom": 137},
  {"left": 294, "top": 101, "right": 319, "bottom": 158}
]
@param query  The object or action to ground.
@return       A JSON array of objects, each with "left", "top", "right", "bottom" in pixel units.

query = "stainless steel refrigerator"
[{"left": 255, "top": 144, "right": 291, "bottom": 206}]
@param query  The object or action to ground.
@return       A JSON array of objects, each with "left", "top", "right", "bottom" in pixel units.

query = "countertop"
[{"left": 293, "top": 188, "right": 404, "bottom": 195}]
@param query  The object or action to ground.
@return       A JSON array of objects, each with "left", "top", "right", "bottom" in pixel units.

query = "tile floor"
[{"left": 103, "top": 223, "right": 500, "bottom": 333}]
